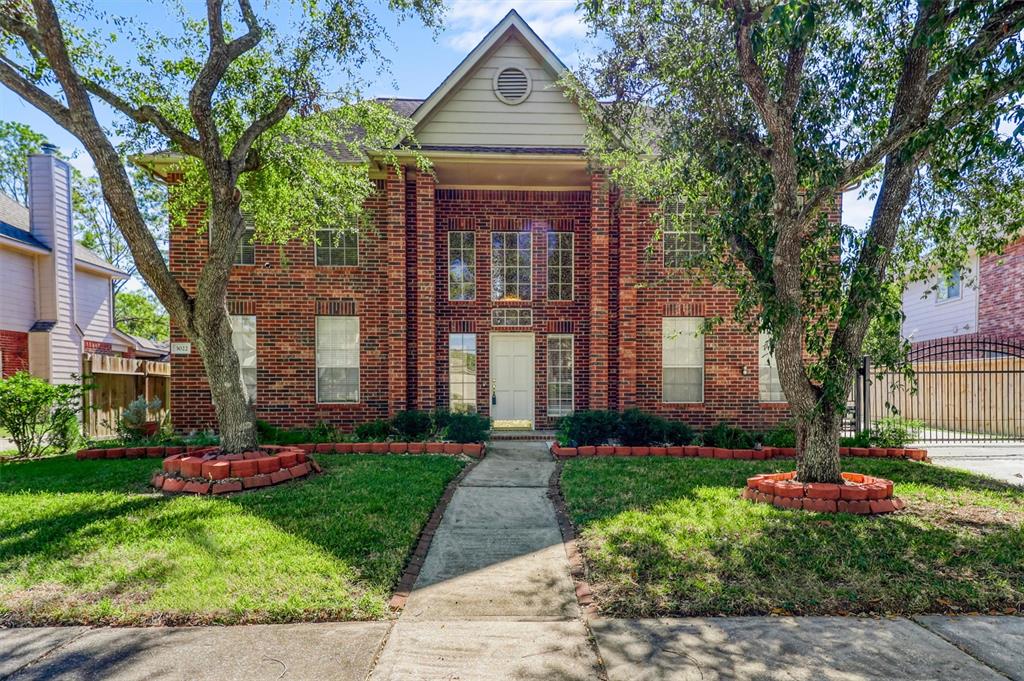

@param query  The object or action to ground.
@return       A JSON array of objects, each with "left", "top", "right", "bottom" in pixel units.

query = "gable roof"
[
  {"left": 0, "top": 220, "right": 50, "bottom": 252},
  {"left": 410, "top": 9, "right": 571, "bottom": 129}
]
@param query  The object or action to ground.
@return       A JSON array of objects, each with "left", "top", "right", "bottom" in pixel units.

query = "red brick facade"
[
  {"left": 978, "top": 237, "right": 1024, "bottom": 339},
  {"left": 0, "top": 329, "right": 29, "bottom": 378},
  {"left": 169, "top": 169, "right": 841, "bottom": 434}
]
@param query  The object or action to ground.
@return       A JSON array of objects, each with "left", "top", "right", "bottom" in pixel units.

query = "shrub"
[
  {"left": 840, "top": 430, "right": 872, "bottom": 448},
  {"left": 557, "top": 410, "right": 620, "bottom": 446},
  {"left": 430, "top": 408, "right": 453, "bottom": 438},
  {"left": 762, "top": 421, "right": 797, "bottom": 448},
  {"left": 870, "top": 416, "right": 923, "bottom": 448},
  {"left": 664, "top": 420, "right": 695, "bottom": 446},
  {"left": 354, "top": 419, "right": 392, "bottom": 442},
  {"left": 618, "top": 408, "right": 668, "bottom": 446},
  {"left": 391, "top": 410, "right": 433, "bottom": 441},
  {"left": 701, "top": 421, "right": 754, "bottom": 449},
  {"left": 443, "top": 412, "right": 491, "bottom": 443},
  {"left": 258, "top": 420, "right": 341, "bottom": 445},
  {"left": 117, "top": 396, "right": 162, "bottom": 442},
  {"left": 0, "top": 372, "right": 87, "bottom": 458}
]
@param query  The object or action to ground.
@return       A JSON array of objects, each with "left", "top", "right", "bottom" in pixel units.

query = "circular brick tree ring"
[
  {"left": 741, "top": 471, "right": 905, "bottom": 514},
  {"left": 151, "top": 445, "right": 319, "bottom": 495}
]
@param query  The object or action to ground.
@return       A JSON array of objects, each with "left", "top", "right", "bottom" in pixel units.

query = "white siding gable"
[
  {"left": 75, "top": 270, "right": 114, "bottom": 342},
  {"left": 901, "top": 254, "right": 979, "bottom": 342},
  {"left": 415, "top": 34, "right": 588, "bottom": 148}
]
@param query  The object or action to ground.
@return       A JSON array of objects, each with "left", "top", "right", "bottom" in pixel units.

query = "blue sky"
[{"left": 3, "top": 0, "right": 872, "bottom": 227}]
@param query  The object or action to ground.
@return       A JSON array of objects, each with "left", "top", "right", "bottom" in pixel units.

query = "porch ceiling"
[{"left": 431, "top": 157, "right": 590, "bottom": 189}]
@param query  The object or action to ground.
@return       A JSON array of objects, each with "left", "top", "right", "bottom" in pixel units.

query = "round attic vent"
[{"left": 494, "top": 66, "right": 531, "bottom": 105}]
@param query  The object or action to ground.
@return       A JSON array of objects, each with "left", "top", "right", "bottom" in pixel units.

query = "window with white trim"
[
  {"left": 491, "top": 232, "right": 532, "bottom": 301},
  {"left": 662, "top": 317, "right": 704, "bottom": 403},
  {"left": 316, "top": 227, "right": 358, "bottom": 266},
  {"left": 448, "top": 232, "right": 476, "bottom": 301},
  {"left": 547, "top": 335, "right": 574, "bottom": 417},
  {"left": 316, "top": 316, "right": 359, "bottom": 403},
  {"left": 235, "top": 213, "right": 255, "bottom": 265},
  {"left": 937, "top": 268, "right": 962, "bottom": 301},
  {"left": 449, "top": 333, "right": 477, "bottom": 413},
  {"left": 491, "top": 308, "right": 533, "bottom": 327},
  {"left": 663, "top": 202, "right": 704, "bottom": 267},
  {"left": 229, "top": 315, "right": 257, "bottom": 403},
  {"left": 759, "top": 332, "right": 785, "bottom": 402},
  {"left": 547, "top": 232, "right": 573, "bottom": 301}
]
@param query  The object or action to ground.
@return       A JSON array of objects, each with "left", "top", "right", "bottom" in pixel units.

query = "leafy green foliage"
[
  {"left": 664, "top": 420, "right": 696, "bottom": 446},
  {"left": 557, "top": 410, "right": 621, "bottom": 446},
  {"left": 115, "top": 395, "right": 162, "bottom": 443},
  {"left": 870, "top": 416, "right": 924, "bottom": 448},
  {"left": 0, "top": 454, "right": 463, "bottom": 625},
  {"left": 0, "top": 372, "right": 86, "bottom": 457},
  {"left": 761, "top": 421, "right": 797, "bottom": 448},
  {"left": 443, "top": 412, "right": 492, "bottom": 444},
  {"left": 354, "top": 419, "right": 392, "bottom": 442},
  {"left": 114, "top": 290, "right": 169, "bottom": 341},
  {"left": 0, "top": 120, "right": 47, "bottom": 204},
  {"left": 391, "top": 410, "right": 433, "bottom": 441},
  {"left": 701, "top": 421, "right": 754, "bottom": 449},
  {"left": 617, "top": 408, "right": 669, "bottom": 446}
]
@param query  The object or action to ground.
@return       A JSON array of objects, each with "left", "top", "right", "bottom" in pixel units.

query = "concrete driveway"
[{"left": 924, "top": 442, "right": 1024, "bottom": 486}]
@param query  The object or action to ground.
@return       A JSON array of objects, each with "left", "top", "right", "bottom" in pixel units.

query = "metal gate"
[{"left": 854, "top": 336, "right": 1024, "bottom": 443}]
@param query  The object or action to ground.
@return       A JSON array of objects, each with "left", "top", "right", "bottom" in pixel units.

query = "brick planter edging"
[
  {"left": 742, "top": 471, "right": 906, "bottom": 514},
  {"left": 548, "top": 461, "right": 598, "bottom": 617},
  {"left": 388, "top": 456, "right": 482, "bottom": 612},
  {"left": 77, "top": 441, "right": 487, "bottom": 461},
  {"left": 550, "top": 443, "right": 928, "bottom": 462},
  {"left": 151, "top": 445, "right": 318, "bottom": 495}
]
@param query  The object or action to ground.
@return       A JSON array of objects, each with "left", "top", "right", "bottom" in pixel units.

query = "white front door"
[{"left": 490, "top": 333, "right": 535, "bottom": 426}]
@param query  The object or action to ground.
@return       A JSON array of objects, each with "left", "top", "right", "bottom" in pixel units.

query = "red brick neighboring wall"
[
  {"left": 0, "top": 330, "right": 29, "bottom": 377},
  {"left": 978, "top": 238, "right": 1024, "bottom": 339}
]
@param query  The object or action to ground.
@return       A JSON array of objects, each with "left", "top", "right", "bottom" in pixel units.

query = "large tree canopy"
[
  {"left": 0, "top": 0, "right": 441, "bottom": 451},
  {"left": 571, "top": 0, "right": 1024, "bottom": 481}
]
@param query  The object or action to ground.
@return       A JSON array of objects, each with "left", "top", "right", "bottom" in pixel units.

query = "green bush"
[
  {"left": 557, "top": 410, "right": 620, "bottom": 446},
  {"left": 354, "top": 419, "right": 392, "bottom": 442},
  {"left": 870, "top": 416, "right": 923, "bottom": 448},
  {"left": 701, "top": 421, "right": 754, "bottom": 449},
  {"left": 761, "top": 421, "right": 797, "bottom": 448},
  {"left": 258, "top": 420, "right": 341, "bottom": 445},
  {"left": 443, "top": 412, "right": 491, "bottom": 443},
  {"left": 116, "top": 395, "right": 162, "bottom": 442},
  {"left": 430, "top": 408, "right": 453, "bottom": 438},
  {"left": 391, "top": 410, "right": 433, "bottom": 441},
  {"left": 618, "top": 408, "right": 668, "bottom": 446},
  {"left": 840, "top": 430, "right": 872, "bottom": 448},
  {"left": 0, "top": 372, "right": 87, "bottom": 458},
  {"left": 664, "top": 420, "right": 695, "bottom": 446}
]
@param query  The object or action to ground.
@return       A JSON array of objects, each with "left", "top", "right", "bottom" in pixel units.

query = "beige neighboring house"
[{"left": 0, "top": 147, "right": 166, "bottom": 383}]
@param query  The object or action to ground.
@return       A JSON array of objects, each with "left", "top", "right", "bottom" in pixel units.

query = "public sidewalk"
[{"left": 2, "top": 441, "right": 1021, "bottom": 680}]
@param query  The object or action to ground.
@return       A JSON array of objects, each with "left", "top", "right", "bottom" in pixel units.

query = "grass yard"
[
  {"left": 0, "top": 453, "right": 463, "bottom": 626},
  {"left": 561, "top": 457, "right": 1024, "bottom": 617}
]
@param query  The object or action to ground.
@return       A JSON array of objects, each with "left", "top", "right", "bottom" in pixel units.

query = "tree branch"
[
  {"left": 228, "top": 93, "right": 293, "bottom": 172},
  {"left": 0, "top": 57, "right": 73, "bottom": 129}
]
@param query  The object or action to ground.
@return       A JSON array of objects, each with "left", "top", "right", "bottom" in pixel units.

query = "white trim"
[
  {"left": 546, "top": 231, "right": 573, "bottom": 301},
  {"left": 490, "top": 231, "right": 533, "bottom": 302},
  {"left": 662, "top": 317, "right": 705, "bottom": 404},
  {"left": 315, "top": 315, "right": 360, "bottom": 404},
  {"left": 436, "top": 184, "right": 589, "bottom": 191},
  {"left": 0, "top": 234, "right": 49, "bottom": 255},
  {"left": 546, "top": 334, "right": 574, "bottom": 417},
  {"left": 447, "top": 231, "right": 476, "bottom": 301}
]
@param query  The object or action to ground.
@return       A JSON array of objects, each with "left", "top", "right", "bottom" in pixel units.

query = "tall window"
[
  {"left": 547, "top": 232, "right": 573, "bottom": 301},
  {"left": 448, "top": 232, "right": 476, "bottom": 301},
  {"left": 449, "top": 334, "right": 477, "bottom": 412},
  {"left": 230, "top": 315, "right": 257, "bottom": 403},
  {"left": 316, "top": 227, "right": 358, "bottom": 266},
  {"left": 491, "top": 232, "right": 532, "bottom": 301},
  {"left": 662, "top": 317, "right": 704, "bottom": 403},
  {"left": 316, "top": 316, "right": 359, "bottom": 403},
  {"left": 937, "top": 268, "right": 962, "bottom": 301},
  {"left": 759, "top": 332, "right": 785, "bottom": 402},
  {"left": 219, "top": 213, "right": 255, "bottom": 265},
  {"left": 663, "top": 202, "right": 703, "bottom": 268},
  {"left": 547, "top": 335, "right": 574, "bottom": 417}
]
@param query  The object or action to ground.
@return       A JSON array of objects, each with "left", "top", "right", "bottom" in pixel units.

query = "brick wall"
[
  {"left": 978, "top": 238, "right": 1024, "bottom": 339},
  {"left": 167, "top": 169, "right": 840, "bottom": 434},
  {"left": 0, "top": 330, "right": 29, "bottom": 378}
]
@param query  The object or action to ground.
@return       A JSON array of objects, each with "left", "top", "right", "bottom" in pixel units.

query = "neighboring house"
[
  {"left": 901, "top": 239, "right": 1024, "bottom": 344},
  {"left": 0, "top": 147, "right": 166, "bottom": 383},
  {"left": 146, "top": 11, "right": 841, "bottom": 432}
]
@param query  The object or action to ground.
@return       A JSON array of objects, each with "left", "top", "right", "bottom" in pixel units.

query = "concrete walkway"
[
  {"left": 3, "top": 441, "right": 1022, "bottom": 680},
  {"left": 926, "top": 442, "right": 1024, "bottom": 486}
]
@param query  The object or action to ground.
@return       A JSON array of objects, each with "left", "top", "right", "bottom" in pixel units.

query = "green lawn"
[
  {"left": 561, "top": 457, "right": 1024, "bottom": 617},
  {"left": 0, "top": 453, "right": 463, "bottom": 626}
]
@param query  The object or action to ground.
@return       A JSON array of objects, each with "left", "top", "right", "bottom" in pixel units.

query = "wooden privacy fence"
[
  {"left": 81, "top": 353, "right": 171, "bottom": 438},
  {"left": 862, "top": 336, "right": 1024, "bottom": 442}
]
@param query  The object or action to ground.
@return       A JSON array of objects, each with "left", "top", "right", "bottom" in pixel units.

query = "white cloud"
[{"left": 441, "top": 0, "right": 589, "bottom": 58}]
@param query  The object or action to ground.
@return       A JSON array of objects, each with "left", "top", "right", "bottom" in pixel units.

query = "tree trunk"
[
  {"left": 192, "top": 302, "right": 257, "bottom": 453},
  {"left": 796, "top": 410, "right": 843, "bottom": 483}
]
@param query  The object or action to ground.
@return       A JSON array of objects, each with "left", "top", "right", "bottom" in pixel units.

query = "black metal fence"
[{"left": 852, "top": 335, "right": 1024, "bottom": 443}]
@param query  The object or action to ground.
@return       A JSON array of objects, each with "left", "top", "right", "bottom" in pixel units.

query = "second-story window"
[
  {"left": 937, "top": 268, "right": 962, "bottom": 301},
  {"left": 663, "top": 201, "right": 704, "bottom": 268},
  {"left": 316, "top": 227, "right": 358, "bottom": 266},
  {"left": 491, "top": 232, "right": 532, "bottom": 301},
  {"left": 547, "top": 232, "right": 573, "bottom": 301},
  {"left": 448, "top": 232, "right": 476, "bottom": 300}
]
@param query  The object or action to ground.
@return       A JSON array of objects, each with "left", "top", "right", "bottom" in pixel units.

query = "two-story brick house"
[{"left": 157, "top": 11, "right": 840, "bottom": 433}]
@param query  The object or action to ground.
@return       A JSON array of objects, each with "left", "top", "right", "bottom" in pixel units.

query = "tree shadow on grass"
[{"left": 561, "top": 457, "right": 1024, "bottom": 618}]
